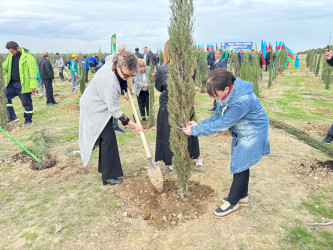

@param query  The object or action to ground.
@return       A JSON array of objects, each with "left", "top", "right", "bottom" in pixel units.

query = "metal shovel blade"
[{"left": 147, "top": 158, "right": 163, "bottom": 192}]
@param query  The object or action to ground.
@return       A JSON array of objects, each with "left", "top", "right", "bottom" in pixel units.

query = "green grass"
[
  {"left": 299, "top": 191, "right": 333, "bottom": 219},
  {"left": 282, "top": 225, "right": 333, "bottom": 249}
]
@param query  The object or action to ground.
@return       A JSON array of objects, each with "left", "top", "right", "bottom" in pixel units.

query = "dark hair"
[
  {"left": 205, "top": 68, "right": 236, "bottom": 97},
  {"left": 56, "top": 52, "right": 60, "bottom": 55},
  {"left": 112, "top": 48, "right": 138, "bottom": 71},
  {"left": 83, "top": 55, "right": 86, "bottom": 58},
  {"left": 135, "top": 48, "right": 139, "bottom": 52},
  {"left": 6, "top": 41, "right": 19, "bottom": 50},
  {"left": 215, "top": 49, "right": 222, "bottom": 54},
  {"left": 43, "top": 53, "right": 49, "bottom": 58}
]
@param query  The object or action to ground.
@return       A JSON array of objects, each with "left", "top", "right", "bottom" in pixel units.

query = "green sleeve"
[
  {"left": 2, "top": 56, "right": 9, "bottom": 76},
  {"left": 28, "top": 55, "right": 38, "bottom": 89}
]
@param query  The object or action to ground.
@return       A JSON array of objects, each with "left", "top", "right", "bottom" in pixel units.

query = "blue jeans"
[
  {"left": 328, "top": 124, "right": 333, "bottom": 136},
  {"left": 112, "top": 118, "right": 119, "bottom": 129},
  {"left": 6, "top": 81, "right": 33, "bottom": 122}
]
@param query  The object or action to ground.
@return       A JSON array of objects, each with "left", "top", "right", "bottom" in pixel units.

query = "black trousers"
[
  {"left": 227, "top": 169, "right": 250, "bottom": 205},
  {"left": 137, "top": 90, "right": 149, "bottom": 117},
  {"left": 98, "top": 117, "right": 123, "bottom": 181},
  {"left": 43, "top": 80, "right": 56, "bottom": 104},
  {"left": 155, "top": 108, "right": 200, "bottom": 166},
  {"left": 85, "top": 69, "right": 89, "bottom": 83},
  {"left": 265, "top": 63, "right": 270, "bottom": 71}
]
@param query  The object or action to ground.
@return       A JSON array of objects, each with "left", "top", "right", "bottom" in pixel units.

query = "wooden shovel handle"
[{"left": 127, "top": 88, "right": 152, "bottom": 159}]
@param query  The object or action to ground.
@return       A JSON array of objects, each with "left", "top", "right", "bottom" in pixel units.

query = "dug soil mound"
[
  {"left": 290, "top": 158, "right": 333, "bottom": 188},
  {"left": 1, "top": 151, "right": 88, "bottom": 181},
  {"left": 112, "top": 171, "right": 215, "bottom": 229}
]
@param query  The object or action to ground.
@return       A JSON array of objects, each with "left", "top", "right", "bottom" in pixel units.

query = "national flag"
[
  {"left": 262, "top": 41, "right": 267, "bottom": 58},
  {"left": 276, "top": 41, "right": 282, "bottom": 51},
  {"left": 283, "top": 43, "right": 295, "bottom": 60},
  {"left": 269, "top": 43, "right": 272, "bottom": 50},
  {"left": 294, "top": 56, "right": 299, "bottom": 68},
  {"left": 111, "top": 34, "right": 116, "bottom": 55},
  {"left": 285, "top": 56, "right": 293, "bottom": 68},
  {"left": 275, "top": 41, "right": 278, "bottom": 51}
]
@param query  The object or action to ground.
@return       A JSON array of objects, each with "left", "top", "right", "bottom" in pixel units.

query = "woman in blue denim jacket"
[{"left": 184, "top": 68, "right": 270, "bottom": 218}]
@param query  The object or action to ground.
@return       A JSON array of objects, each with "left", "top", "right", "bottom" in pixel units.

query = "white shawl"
[{"left": 79, "top": 61, "right": 123, "bottom": 166}]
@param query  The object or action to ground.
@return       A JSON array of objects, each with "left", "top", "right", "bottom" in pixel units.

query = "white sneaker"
[
  {"left": 166, "top": 165, "right": 173, "bottom": 170},
  {"left": 195, "top": 158, "right": 203, "bottom": 166}
]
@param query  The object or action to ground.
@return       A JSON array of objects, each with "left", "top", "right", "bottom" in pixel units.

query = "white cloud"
[{"left": 0, "top": 0, "right": 332, "bottom": 53}]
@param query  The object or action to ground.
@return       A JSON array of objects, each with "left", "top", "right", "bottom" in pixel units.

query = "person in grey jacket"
[
  {"left": 133, "top": 59, "right": 149, "bottom": 121},
  {"left": 79, "top": 49, "right": 143, "bottom": 186},
  {"left": 54, "top": 53, "right": 65, "bottom": 81}
]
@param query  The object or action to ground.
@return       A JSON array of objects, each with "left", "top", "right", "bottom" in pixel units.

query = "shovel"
[{"left": 127, "top": 88, "right": 163, "bottom": 192}]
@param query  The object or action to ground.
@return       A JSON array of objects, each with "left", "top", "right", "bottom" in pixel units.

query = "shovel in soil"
[{"left": 127, "top": 88, "right": 163, "bottom": 192}]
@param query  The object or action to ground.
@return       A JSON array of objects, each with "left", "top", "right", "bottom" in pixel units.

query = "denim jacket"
[{"left": 191, "top": 78, "right": 270, "bottom": 174}]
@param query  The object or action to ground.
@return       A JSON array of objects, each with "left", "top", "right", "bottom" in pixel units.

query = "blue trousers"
[
  {"left": 6, "top": 81, "right": 33, "bottom": 122},
  {"left": 112, "top": 118, "right": 119, "bottom": 129},
  {"left": 328, "top": 124, "right": 333, "bottom": 136}
]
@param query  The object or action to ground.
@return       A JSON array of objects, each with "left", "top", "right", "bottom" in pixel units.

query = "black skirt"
[
  {"left": 98, "top": 117, "right": 123, "bottom": 181},
  {"left": 155, "top": 108, "right": 200, "bottom": 166}
]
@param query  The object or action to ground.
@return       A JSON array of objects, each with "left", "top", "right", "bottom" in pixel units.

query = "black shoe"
[
  {"left": 7, "top": 117, "right": 19, "bottom": 124},
  {"left": 209, "top": 108, "right": 216, "bottom": 112},
  {"left": 322, "top": 134, "right": 333, "bottom": 144},
  {"left": 53, "top": 101, "right": 59, "bottom": 105},
  {"left": 103, "top": 178, "right": 123, "bottom": 185},
  {"left": 22, "top": 121, "right": 33, "bottom": 128},
  {"left": 142, "top": 117, "right": 146, "bottom": 121},
  {"left": 47, "top": 103, "right": 55, "bottom": 106}
]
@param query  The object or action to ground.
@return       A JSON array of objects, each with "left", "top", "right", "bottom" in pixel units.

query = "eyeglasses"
[{"left": 119, "top": 66, "right": 130, "bottom": 79}]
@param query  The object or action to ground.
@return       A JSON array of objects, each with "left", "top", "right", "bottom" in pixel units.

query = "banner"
[
  {"left": 221, "top": 42, "right": 253, "bottom": 51},
  {"left": 111, "top": 34, "right": 116, "bottom": 55}
]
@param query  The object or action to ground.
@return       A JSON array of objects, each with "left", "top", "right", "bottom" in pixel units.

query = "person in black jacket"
[
  {"left": 207, "top": 46, "right": 215, "bottom": 70},
  {"left": 265, "top": 50, "right": 271, "bottom": 71},
  {"left": 146, "top": 48, "right": 157, "bottom": 69},
  {"left": 134, "top": 48, "right": 143, "bottom": 59},
  {"left": 38, "top": 51, "right": 58, "bottom": 106},
  {"left": 259, "top": 51, "right": 263, "bottom": 68},
  {"left": 322, "top": 48, "right": 333, "bottom": 144},
  {"left": 154, "top": 40, "right": 202, "bottom": 169}
]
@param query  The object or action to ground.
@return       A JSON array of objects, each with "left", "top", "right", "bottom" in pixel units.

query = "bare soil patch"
[
  {"left": 62, "top": 104, "right": 80, "bottom": 112},
  {"left": 1, "top": 151, "right": 88, "bottom": 181},
  {"left": 302, "top": 124, "right": 331, "bottom": 136},
  {"left": 313, "top": 109, "right": 333, "bottom": 116},
  {"left": 112, "top": 171, "right": 215, "bottom": 228},
  {"left": 289, "top": 158, "right": 333, "bottom": 188}
]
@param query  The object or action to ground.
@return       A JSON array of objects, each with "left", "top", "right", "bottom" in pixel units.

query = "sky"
[{"left": 0, "top": 0, "right": 332, "bottom": 54}]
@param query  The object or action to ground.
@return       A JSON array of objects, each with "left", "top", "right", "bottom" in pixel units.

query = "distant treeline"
[{"left": 299, "top": 46, "right": 333, "bottom": 55}]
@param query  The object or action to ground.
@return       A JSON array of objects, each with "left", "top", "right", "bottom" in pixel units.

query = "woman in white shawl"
[{"left": 79, "top": 49, "right": 143, "bottom": 185}]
